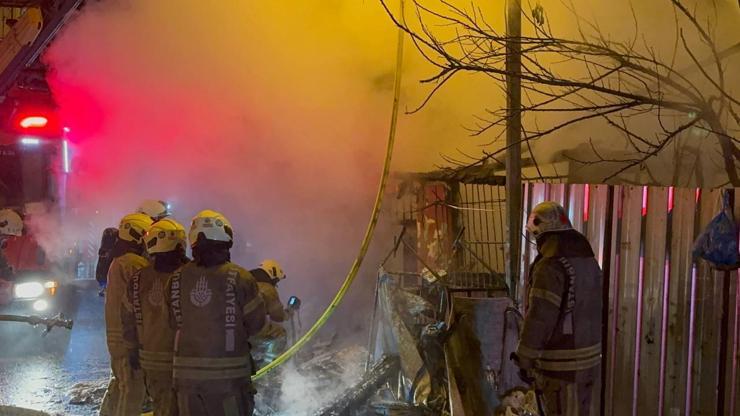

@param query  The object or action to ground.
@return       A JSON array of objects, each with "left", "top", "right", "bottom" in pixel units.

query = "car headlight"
[
  {"left": 14, "top": 282, "right": 45, "bottom": 299},
  {"left": 33, "top": 299, "right": 48, "bottom": 311}
]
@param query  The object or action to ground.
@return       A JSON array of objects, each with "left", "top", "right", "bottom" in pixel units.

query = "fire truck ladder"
[{"left": 0, "top": 0, "right": 82, "bottom": 96}]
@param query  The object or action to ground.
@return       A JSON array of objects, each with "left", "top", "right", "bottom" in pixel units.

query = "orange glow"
[{"left": 44, "top": 281, "right": 58, "bottom": 296}]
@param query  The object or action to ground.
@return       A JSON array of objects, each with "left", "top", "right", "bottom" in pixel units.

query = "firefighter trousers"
[
  {"left": 176, "top": 388, "right": 255, "bottom": 416},
  {"left": 251, "top": 330, "right": 287, "bottom": 369},
  {"left": 535, "top": 372, "right": 600, "bottom": 416},
  {"left": 99, "top": 357, "right": 146, "bottom": 416},
  {"left": 144, "top": 372, "right": 178, "bottom": 416}
]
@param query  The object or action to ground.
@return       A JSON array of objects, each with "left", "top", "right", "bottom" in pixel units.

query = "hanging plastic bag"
[{"left": 692, "top": 190, "right": 739, "bottom": 270}]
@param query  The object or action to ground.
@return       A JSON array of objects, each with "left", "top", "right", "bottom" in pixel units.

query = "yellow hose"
[{"left": 253, "top": 0, "right": 406, "bottom": 380}]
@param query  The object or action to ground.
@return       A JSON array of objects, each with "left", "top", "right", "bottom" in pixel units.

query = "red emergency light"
[
  {"left": 19, "top": 115, "right": 49, "bottom": 129},
  {"left": 10, "top": 110, "right": 62, "bottom": 137}
]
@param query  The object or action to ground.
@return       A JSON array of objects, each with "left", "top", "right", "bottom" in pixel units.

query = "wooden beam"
[{"left": 505, "top": 0, "right": 523, "bottom": 302}]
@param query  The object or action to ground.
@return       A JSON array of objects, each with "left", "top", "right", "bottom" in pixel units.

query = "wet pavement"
[
  {"left": 0, "top": 280, "right": 110, "bottom": 416},
  {"left": 0, "top": 280, "right": 370, "bottom": 416}
]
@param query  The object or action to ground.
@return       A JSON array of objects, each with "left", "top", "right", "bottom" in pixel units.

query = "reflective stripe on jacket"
[
  {"left": 122, "top": 265, "right": 179, "bottom": 373},
  {"left": 105, "top": 252, "right": 148, "bottom": 358}
]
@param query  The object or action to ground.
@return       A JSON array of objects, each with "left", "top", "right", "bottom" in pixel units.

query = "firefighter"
[
  {"left": 249, "top": 259, "right": 294, "bottom": 369},
  {"left": 138, "top": 200, "right": 171, "bottom": 222},
  {"left": 514, "top": 201, "right": 602, "bottom": 416},
  {"left": 168, "top": 210, "right": 266, "bottom": 416},
  {"left": 100, "top": 213, "right": 153, "bottom": 416},
  {"left": 122, "top": 219, "right": 189, "bottom": 416},
  {"left": 96, "top": 200, "right": 169, "bottom": 296}
]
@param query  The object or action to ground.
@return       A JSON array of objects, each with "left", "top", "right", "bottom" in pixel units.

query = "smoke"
[
  {"left": 382, "top": 0, "right": 740, "bottom": 185},
  {"left": 272, "top": 346, "right": 366, "bottom": 415},
  {"left": 42, "top": 1, "right": 388, "bottom": 309},
  {"left": 528, "top": 0, "right": 740, "bottom": 184},
  {"left": 34, "top": 0, "right": 511, "bottom": 344},
  {"left": 38, "top": 0, "right": 735, "bottom": 323}
]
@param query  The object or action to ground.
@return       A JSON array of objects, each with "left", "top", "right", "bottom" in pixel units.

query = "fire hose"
[
  {"left": 252, "top": 0, "right": 406, "bottom": 380},
  {"left": 0, "top": 313, "right": 74, "bottom": 335}
]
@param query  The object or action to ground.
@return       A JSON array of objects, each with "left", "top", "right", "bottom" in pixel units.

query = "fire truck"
[
  {"left": 0, "top": 1, "right": 82, "bottom": 313},
  {"left": 0, "top": 85, "right": 71, "bottom": 312}
]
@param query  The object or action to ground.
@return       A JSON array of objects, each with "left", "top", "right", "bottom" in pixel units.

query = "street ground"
[
  {"left": 0, "top": 281, "right": 370, "bottom": 416},
  {"left": 0, "top": 280, "right": 109, "bottom": 415}
]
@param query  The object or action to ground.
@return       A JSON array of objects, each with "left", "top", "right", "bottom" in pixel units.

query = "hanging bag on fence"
[{"left": 692, "top": 190, "right": 739, "bottom": 271}]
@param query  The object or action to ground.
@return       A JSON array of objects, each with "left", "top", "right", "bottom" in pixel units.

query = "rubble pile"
[
  {"left": 314, "top": 355, "right": 401, "bottom": 416},
  {"left": 255, "top": 343, "right": 368, "bottom": 416},
  {"left": 67, "top": 380, "right": 107, "bottom": 406}
]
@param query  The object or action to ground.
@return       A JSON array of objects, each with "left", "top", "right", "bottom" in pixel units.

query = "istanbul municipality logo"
[
  {"left": 190, "top": 275, "right": 212, "bottom": 307},
  {"left": 148, "top": 277, "right": 164, "bottom": 307}
]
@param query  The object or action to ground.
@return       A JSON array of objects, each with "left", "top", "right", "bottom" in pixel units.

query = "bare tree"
[{"left": 380, "top": 0, "right": 740, "bottom": 186}]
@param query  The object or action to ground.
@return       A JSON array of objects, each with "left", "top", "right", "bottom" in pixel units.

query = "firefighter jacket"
[
  {"left": 121, "top": 265, "right": 178, "bottom": 375},
  {"left": 168, "top": 261, "right": 266, "bottom": 390},
  {"left": 252, "top": 281, "right": 288, "bottom": 341},
  {"left": 105, "top": 252, "right": 149, "bottom": 358},
  {"left": 516, "top": 229, "right": 603, "bottom": 381}
]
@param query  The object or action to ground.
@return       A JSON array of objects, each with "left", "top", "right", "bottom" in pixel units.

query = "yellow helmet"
[
  {"left": 526, "top": 201, "right": 573, "bottom": 240},
  {"left": 0, "top": 209, "right": 23, "bottom": 236},
  {"left": 137, "top": 199, "right": 170, "bottom": 221},
  {"left": 258, "top": 259, "right": 286, "bottom": 280},
  {"left": 189, "top": 210, "right": 233, "bottom": 247},
  {"left": 145, "top": 218, "right": 186, "bottom": 254},
  {"left": 118, "top": 213, "right": 154, "bottom": 243}
]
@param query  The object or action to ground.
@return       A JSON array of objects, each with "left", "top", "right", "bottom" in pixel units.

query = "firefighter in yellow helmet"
[
  {"left": 137, "top": 199, "right": 171, "bottom": 222},
  {"left": 121, "top": 219, "right": 189, "bottom": 416},
  {"left": 100, "top": 213, "right": 153, "bottom": 416},
  {"left": 249, "top": 259, "right": 295, "bottom": 368},
  {"left": 167, "top": 210, "right": 266, "bottom": 416},
  {"left": 514, "top": 201, "right": 602, "bottom": 416},
  {"left": 97, "top": 200, "right": 169, "bottom": 297}
]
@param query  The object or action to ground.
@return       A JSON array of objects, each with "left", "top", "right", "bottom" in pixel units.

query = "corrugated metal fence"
[{"left": 522, "top": 184, "right": 739, "bottom": 416}]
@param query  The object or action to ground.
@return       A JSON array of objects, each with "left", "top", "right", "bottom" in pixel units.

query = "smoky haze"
[
  {"left": 40, "top": 0, "right": 734, "bottom": 322},
  {"left": 40, "top": 0, "right": 508, "bottom": 329},
  {"left": 41, "top": 0, "right": 422, "bottom": 325}
]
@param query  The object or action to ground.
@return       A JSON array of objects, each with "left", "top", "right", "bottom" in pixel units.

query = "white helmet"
[
  {"left": 137, "top": 199, "right": 170, "bottom": 221},
  {"left": 258, "top": 259, "right": 286, "bottom": 281},
  {"left": 189, "top": 210, "right": 233, "bottom": 247},
  {"left": 118, "top": 213, "right": 154, "bottom": 244},
  {"left": 145, "top": 218, "right": 186, "bottom": 254},
  {"left": 526, "top": 201, "right": 573, "bottom": 240},
  {"left": 0, "top": 209, "right": 22, "bottom": 236}
]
